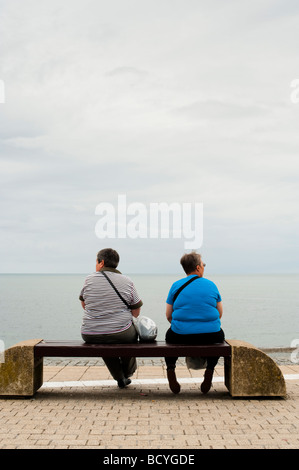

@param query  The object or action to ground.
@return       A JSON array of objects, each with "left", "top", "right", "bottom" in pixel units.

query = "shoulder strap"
[
  {"left": 172, "top": 275, "right": 199, "bottom": 305},
  {"left": 101, "top": 271, "right": 130, "bottom": 308}
]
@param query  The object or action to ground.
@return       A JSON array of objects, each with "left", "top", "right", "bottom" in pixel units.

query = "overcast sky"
[{"left": 0, "top": 0, "right": 299, "bottom": 274}]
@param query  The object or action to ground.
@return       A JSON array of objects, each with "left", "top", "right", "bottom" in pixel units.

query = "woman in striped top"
[{"left": 79, "top": 248, "right": 143, "bottom": 389}]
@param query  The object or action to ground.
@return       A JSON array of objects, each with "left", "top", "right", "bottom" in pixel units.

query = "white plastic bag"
[
  {"left": 185, "top": 356, "right": 207, "bottom": 370},
  {"left": 133, "top": 316, "right": 158, "bottom": 342}
]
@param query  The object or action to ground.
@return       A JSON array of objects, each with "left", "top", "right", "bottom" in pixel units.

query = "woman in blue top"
[{"left": 165, "top": 252, "right": 225, "bottom": 394}]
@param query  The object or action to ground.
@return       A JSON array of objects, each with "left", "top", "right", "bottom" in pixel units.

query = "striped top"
[{"left": 79, "top": 268, "right": 143, "bottom": 335}]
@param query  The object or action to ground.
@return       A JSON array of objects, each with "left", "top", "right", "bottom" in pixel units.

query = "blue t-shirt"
[{"left": 166, "top": 275, "right": 222, "bottom": 334}]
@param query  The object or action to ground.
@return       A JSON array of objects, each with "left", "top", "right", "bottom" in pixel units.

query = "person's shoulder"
[
  {"left": 84, "top": 272, "right": 102, "bottom": 282},
  {"left": 171, "top": 276, "right": 192, "bottom": 290},
  {"left": 85, "top": 272, "right": 97, "bottom": 279},
  {"left": 201, "top": 277, "right": 219, "bottom": 289},
  {"left": 111, "top": 272, "right": 133, "bottom": 285}
]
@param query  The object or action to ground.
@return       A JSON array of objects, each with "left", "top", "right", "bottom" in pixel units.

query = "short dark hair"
[
  {"left": 97, "top": 248, "right": 120, "bottom": 268},
  {"left": 180, "top": 252, "right": 202, "bottom": 274}
]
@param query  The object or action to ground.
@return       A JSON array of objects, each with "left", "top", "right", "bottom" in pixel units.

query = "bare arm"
[
  {"left": 166, "top": 303, "right": 173, "bottom": 323},
  {"left": 131, "top": 307, "right": 141, "bottom": 318},
  {"left": 217, "top": 301, "right": 223, "bottom": 319}
]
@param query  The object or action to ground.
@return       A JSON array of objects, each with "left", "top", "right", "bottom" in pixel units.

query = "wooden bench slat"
[{"left": 34, "top": 340, "right": 231, "bottom": 358}]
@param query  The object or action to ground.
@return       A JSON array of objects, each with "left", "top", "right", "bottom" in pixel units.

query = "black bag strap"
[
  {"left": 101, "top": 271, "right": 130, "bottom": 308},
  {"left": 172, "top": 275, "right": 199, "bottom": 305}
]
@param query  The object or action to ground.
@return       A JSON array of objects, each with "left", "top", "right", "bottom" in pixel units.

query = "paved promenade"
[{"left": 0, "top": 358, "right": 299, "bottom": 450}]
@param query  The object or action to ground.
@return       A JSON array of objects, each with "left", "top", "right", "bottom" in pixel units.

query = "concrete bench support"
[
  {"left": 0, "top": 339, "right": 43, "bottom": 397},
  {"left": 0, "top": 338, "right": 287, "bottom": 398},
  {"left": 224, "top": 339, "right": 286, "bottom": 397}
]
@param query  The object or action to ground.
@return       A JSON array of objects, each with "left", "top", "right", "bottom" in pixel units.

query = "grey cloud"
[
  {"left": 1, "top": 0, "right": 299, "bottom": 273},
  {"left": 172, "top": 100, "right": 271, "bottom": 121},
  {"left": 105, "top": 66, "right": 148, "bottom": 78}
]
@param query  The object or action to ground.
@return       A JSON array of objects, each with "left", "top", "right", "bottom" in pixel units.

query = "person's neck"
[
  {"left": 187, "top": 272, "right": 201, "bottom": 277},
  {"left": 98, "top": 266, "right": 121, "bottom": 274}
]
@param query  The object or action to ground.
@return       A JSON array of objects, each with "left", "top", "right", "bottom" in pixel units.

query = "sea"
[{"left": 0, "top": 273, "right": 298, "bottom": 352}]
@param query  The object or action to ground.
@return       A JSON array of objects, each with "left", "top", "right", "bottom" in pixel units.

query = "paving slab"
[{"left": 0, "top": 360, "right": 298, "bottom": 450}]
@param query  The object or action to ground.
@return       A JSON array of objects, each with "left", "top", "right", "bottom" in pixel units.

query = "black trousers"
[
  {"left": 165, "top": 327, "right": 225, "bottom": 371},
  {"left": 81, "top": 323, "right": 138, "bottom": 381}
]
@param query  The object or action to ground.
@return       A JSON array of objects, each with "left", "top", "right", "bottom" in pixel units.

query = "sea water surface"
[{"left": 0, "top": 273, "right": 298, "bottom": 350}]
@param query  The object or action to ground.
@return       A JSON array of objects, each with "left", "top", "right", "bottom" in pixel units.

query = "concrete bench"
[{"left": 0, "top": 339, "right": 286, "bottom": 398}]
